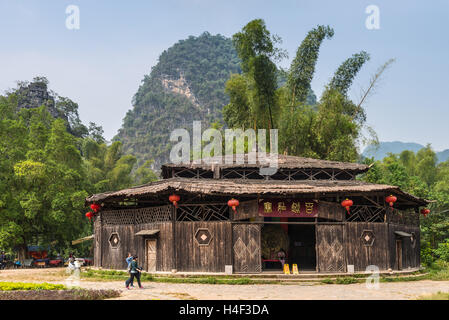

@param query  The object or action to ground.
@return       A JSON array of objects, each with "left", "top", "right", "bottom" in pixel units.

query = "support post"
[{"left": 172, "top": 205, "right": 177, "bottom": 272}]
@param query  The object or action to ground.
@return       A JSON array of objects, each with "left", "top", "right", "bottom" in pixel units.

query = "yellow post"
[{"left": 283, "top": 263, "right": 290, "bottom": 274}]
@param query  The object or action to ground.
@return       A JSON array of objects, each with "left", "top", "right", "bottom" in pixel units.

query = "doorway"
[
  {"left": 288, "top": 225, "right": 316, "bottom": 271},
  {"left": 146, "top": 239, "right": 157, "bottom": 272},
  {"left": 260, "top": 223, "right": 316, "bottom": 272},
  {"left": 396, "top": 239, "right": 403, "bottom": 270}
]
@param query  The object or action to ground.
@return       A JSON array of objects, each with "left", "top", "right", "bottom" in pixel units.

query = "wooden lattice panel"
[
  {"left": 135, "top": 206, "right": 172, "bottom": 224},
  {"left": 102, "top": 205, "right": 172, "bottom": 225},
  {"left": 347, "top": 205, "right": 385, "bottom": 222},
  {"left": 102, "top": 210, "right": 134, "bottom": 225},
  {"left": 177, "top": 204, "right": 229, "bottom": 221}
]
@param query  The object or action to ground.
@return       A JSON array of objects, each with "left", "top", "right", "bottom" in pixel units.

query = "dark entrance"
[{"left": 288, "top": 225, "right": 316, "bottom": 271}]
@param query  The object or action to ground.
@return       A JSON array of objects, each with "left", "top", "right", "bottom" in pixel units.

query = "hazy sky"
[{"left": 0, "top": 1, "right": 448, "bottom": 150}]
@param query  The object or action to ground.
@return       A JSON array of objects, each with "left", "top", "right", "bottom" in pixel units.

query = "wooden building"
[{"left": 86, "top": 155, "right": 428, "bottom": 274}]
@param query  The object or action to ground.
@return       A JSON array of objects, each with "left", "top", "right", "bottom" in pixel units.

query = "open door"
[
  {"left": 146, "top": 239, "right": 157, "bottom": 272},
  {"left": 396, "top": 240, "right": 402, "bottom": 270}
]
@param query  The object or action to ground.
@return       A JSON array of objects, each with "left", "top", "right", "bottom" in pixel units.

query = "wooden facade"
[{"left": 88, "top": 155, "right": 428, "bottom": 274}]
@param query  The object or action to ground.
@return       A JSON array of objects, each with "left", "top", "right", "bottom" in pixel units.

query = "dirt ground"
[{"left": 1, "top": 268, "right": 448, "bottom": 300}]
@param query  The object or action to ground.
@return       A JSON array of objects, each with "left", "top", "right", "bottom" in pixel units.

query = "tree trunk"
[{"left": 17, "top": 244, "right": 27, "bottom": 262}]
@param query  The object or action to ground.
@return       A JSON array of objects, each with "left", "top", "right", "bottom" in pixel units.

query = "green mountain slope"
[{"left": 114, "top": 32, "right": 241, "bottom": 169}]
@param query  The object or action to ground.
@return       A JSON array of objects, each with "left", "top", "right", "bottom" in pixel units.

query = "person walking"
[
  {"left": 125, "top": 255, "right": 143, "bottom": 289},
  {"left": 125, "top": 252, "right": 134, "bottom": 287},
  {"left": 67, "top": 253, "right": 75, "bottom": 270}
]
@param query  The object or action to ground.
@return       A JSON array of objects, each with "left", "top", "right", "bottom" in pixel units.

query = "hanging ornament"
[
  {"left": 228, "top": 198, "right": 240, "bottom": 213},
  {"left": 420, "top": 208, "right": 430, "bottom": 217},
  {"left": 90, "top": 203, "right": 101, "bottom": 213},
  {"left": 341, "top": 198, "right": 353, "bottom": 214},
  {"left": 169, "top": 194, "right": 180, "bottom": 208},
  {"left": 85, "top": 211, "right": 94, "bottom": 221},
  {"left": 385, "top": 195, "right": 397, "bottom": 207}
]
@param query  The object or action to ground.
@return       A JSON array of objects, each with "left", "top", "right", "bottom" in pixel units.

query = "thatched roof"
[
  {"left": 86, "top": 177, "right": 428, "bottom": 206},
  {"left": 162, "top": 154, "right": 369, "bottom": 173}
]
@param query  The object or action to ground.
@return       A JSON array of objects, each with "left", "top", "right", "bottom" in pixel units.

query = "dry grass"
[
  {"left": 164, "top": 292, "right": 197, "bottom": 300},
  {"left": 0, "top": 289, "right": 120, "bottom": 300},
  {"left": 0, "top": 268, "right": 67, "bottom": 282},
  {"left": 418, "top": 291, "right": 449, "bottom": 300}
]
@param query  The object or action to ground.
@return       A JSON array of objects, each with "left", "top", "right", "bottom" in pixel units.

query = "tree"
[
  {"left": 222, "top": 74, "right": 251, "bottom": 129},
  {"left": 328, "top": 51, "right": 370, "bottom": 97},
  {"left": 415, "top": 145, "right": 438, "bottom": 187},
  {"left": 225, "top": 21, "right": 376, "bottom": 162},
  {"left": 0, "top": 104, "right": 88, "bottom": 261},
  {"left": 287, "top": 25, "right": 334, "bottom": 106},
  {"left": 231, "top": 19, "right": 286, "bottom": 130},
  {"left": 360, "top": 147, "right": 449, "bottom": 264},
  {"left": 0, "top": 79, "right": 158, "bottom": 259}
]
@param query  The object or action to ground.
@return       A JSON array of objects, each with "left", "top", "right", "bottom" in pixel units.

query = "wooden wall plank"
[
  {"left": 344, "top": 223, "right": 388, "bottom": 271},
  {"left": 175, "top": 221, "right": 230, "bottom": 272}
]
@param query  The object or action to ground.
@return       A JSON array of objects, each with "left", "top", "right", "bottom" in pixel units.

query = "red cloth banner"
[{"left": 258, "top": 199, "right": 318, "bottom": 218}]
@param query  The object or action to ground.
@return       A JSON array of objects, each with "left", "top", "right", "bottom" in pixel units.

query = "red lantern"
[
  {"left": 85, "top": 211, "right": 94, "bottom": 221},
  {"left": 90, "top": 203, "right": 101, "bottom": 213},
  {"left": 385, "top": 195, "right": 397, "bottom": 207},
  {"left": 228, "top": 198, "right": 240, "bottom": 212},
  {"left": 341, "top": 198, "right": 353, "bottom": 214},
  {"left": 420, "top": 208, "right": 430, "bottom": 217},
  {"left": 169, "top": 194, "right": 180, "bottom": 208}
]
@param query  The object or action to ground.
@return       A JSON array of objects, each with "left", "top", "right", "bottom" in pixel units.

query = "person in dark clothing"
[
  {"left": 125, "top": 252, "right": 134, "bottom": 287},
  {"left": 125, "top": 256, "right": 143, "bottom": 289},
  {"left": 277, "top": 248, "right": 286, "bottom": 269}
]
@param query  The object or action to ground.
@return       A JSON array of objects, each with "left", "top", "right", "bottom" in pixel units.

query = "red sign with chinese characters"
[{"left": 258, "top": 199, "right": 318, "bottom": 218}]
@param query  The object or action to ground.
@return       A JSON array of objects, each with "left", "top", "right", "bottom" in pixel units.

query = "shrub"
[
  {"left": 335, "top": 277, "right": 359, "bottom": 284},
  {"left": 420, "top": 241, "right": 435, "bottom": 266},
  {"left": 320, "top": 278, "right": 334, "bottom": 284},
  {"left": 434, "top": 240, "right": 449, "bottom": 262},
  {"left": 0, "top": 282, "right": 66, "bottom": 291}
]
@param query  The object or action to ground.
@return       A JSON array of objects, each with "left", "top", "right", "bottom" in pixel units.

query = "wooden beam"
[
  {"left": 72, "top": 235, "right": 94, "bottom": 245},
  {"left": 231, "top": 221, "right": 345, "bottom": 225}
]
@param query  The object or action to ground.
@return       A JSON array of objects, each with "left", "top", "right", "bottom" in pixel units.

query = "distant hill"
[
  {"left": 362, "top": 141, "right": 449, "bottom": 163},
  {"left": 114, "top": 32, "right": 241, "bottom": 169},
  {"left": 114, "top": 32, "right": 317, "bottom": 170},
  {"left": 437, "top": 149, "right": 449, "bottom": 163}
]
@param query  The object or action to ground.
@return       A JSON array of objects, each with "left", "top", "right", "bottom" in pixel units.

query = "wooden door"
[
  {"left": 396, "top": 240, "right": 402, "bottom": 270},
  {"left": 316, "top": 225, "right": 346, "bottom": 272},
  {"left": 232, "top": 224, "right": 261, "bottom": 273},
  {"left": 146, "top": 239, "right": 157, "bottom": 272}
]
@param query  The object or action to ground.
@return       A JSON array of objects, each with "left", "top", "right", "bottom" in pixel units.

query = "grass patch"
[
  {"left": 320, "top": 278, "right": 334, "bottom": 284},
  {"left": 380, "top": 261, "right": 449, "bottom": 282},
  {"left": 335, "top": 277, "right": 359, "bottom": 284},
  {"left": 80, "top": 262, "right": 449, "bottom": 286},
  {"left": 424, "top": 261, "right": 449, "bottom": 281},
  {"left": 319, "top": 277, "right": 360, "bottom": 285},
  {"left": 0, "top": 282, "right": 66, "bottom": 291},
  {"left": 81, "top": 269, "right": 275, "bottom": 285}
]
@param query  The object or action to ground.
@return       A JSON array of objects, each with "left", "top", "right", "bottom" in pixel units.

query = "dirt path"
[{"left": 1, "top": 268, "right": 448, "bottom": 300}]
